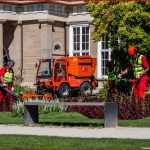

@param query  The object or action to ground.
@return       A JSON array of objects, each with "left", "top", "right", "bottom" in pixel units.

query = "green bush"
[
  {"left": 97, "top": 80, "right": 109, "bottom": 101},
  {"left": 13, "top": 75, "right": 35, "bottom": 97}
]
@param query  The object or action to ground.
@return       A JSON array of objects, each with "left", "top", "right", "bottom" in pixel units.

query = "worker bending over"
[
  {"left": 0, "top": 60, "right": 15, "bottom": 102},
  {"left": 118, "top": 46, "right": 149, "bottom": 100}
]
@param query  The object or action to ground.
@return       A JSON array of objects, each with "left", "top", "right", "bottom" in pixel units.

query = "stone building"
[{"left": 0, "top": 0, "right": 111, "bottom": 87}]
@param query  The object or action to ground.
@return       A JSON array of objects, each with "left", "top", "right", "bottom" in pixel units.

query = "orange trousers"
[{"left": 133, "top": 75, "right": 148, "bottom": 100}]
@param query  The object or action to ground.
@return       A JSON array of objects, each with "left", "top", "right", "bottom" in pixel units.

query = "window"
[
  {"left": 37, "top": 5, "right": 43, "bottom": 11},
  {"left": 49, "top": 5, "right": 55, "bottom": 12},
  {"left": 57, "top": 5, "right": 62, "bottom": 12},
  {"left": 37, "top": 61, "right": 52, "bottom": 77},
  {"left": 54, "top": 61, "right": 66, "bottom": 82},
  {"left": 54, "top": 44, "right": 61, "bottom": 51},
  {"left": 101, "top": 50, "right": 110, "bottom": 76},
  {"left": 77, "top": 7, "right": 82, "bottom": 13},
  {"left": 102, "top": 35, "right": 109, "bottom": 49},
  {"left": 70, "top": 25, "right": 90, "bottom": 56},
  {"left": 98, "top": 35, "right": 111, "bottom": 78},
  {"left": 3, "top": 5, "right": 12, "bottom": 11},
  {"left": 27, "top": 6, "right": 34, "bottom": 12}
]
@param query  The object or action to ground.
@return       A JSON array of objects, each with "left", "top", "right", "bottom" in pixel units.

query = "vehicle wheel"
[
  {"left": 80, "top": 82, "right": 92, "bottom": 96},
  {"left": 58, "top": 83, "right": 70, "bottom": 98}
]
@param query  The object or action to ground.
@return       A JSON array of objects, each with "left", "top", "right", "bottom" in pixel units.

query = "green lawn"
[
  {"left": 1, "top": 111, "right": 150, "bottom": 127},
  {"left": 0, "top": 112, "right": 23, "bottom": 124},
  {"left": 1, "top": 112, "right": 150, "bottom": 148},
  {"left": 0, "top": 135, "right": 150, "bottom": 148}
]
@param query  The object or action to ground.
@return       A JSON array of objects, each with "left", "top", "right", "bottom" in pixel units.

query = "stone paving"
[{"left": 0, "top": 125, "right": 150, "bottom": 139}]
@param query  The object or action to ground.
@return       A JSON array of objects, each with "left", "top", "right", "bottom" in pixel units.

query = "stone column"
[
  {"left": 65, "top": 24, "right": 69, "bottom": 56},
  {"left": 0, "top": 20, "right": 6, "bottom": 68},
  {"left": 39, "top": 19, "right": 54, "bottom": 60},
  {"left": 15, "top": 21, "right": 22, "bottom": 76}
]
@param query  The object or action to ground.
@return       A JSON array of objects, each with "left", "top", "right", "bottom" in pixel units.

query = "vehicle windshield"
[{"left": 37, "top": 61, "right": 52, "bottom": 77}]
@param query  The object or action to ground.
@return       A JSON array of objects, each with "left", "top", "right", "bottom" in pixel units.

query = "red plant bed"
[
  {"left": 64, "top": 96, "right": 104, "bottom": 119},
  {"left": 64, "top": 95, "right": 150, "bottom": 120},
  {"left": 0, "top": 93, "right": 15, "bottom": 112}
]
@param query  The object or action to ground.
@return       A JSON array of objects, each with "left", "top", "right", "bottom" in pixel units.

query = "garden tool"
[
  {"left": 130, "top": 83, "right": 134, "bottom": 101},
  {"left": 128, "top": 79, "right": 135, "bottom": 101},
  {"left": 0, "top": 83, "right": 21, "bottom": 102}
]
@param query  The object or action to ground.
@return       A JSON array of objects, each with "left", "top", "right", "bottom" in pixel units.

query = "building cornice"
[
  {"left": 67, "top": 20, "right": 92, "bottom": 25},
  {"left": 38, "top": 19, "right": 55, "bottom": 24},
  {"left": 0, "top": 19, "right": 7, "bottom": 23},
  {"left": 0, "top": 0, "right": 85, "bottom": 5}
]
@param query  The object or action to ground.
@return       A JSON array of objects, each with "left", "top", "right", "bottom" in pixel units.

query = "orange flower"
[
  {"left": 43, "top": 93, "right": 52, "bottom": 100},
  {"left": 22, "top": 93, "right": 36, "bottom": 100}
]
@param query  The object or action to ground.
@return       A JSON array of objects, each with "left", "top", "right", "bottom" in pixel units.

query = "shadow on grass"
[{"left": 39, "top": 121, "right": 104, "bottom": 127}]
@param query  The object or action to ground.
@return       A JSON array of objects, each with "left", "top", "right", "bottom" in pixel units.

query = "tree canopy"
[{"left": 86, "top": 2, "right": 150, "bottom": 65}]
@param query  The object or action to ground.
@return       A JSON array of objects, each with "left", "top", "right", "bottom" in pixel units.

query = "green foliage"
[
  {"left": 14, "top": 84, "right": 35, "bottom": 96},
  {"left": 86, "top": 2, "right": 150, "bottom": 69},
  {"left": 97, "top": 80, "right": 109, "bottom": 100},
  {"left": 13, "top": 75, "right": 35, "bottom": 96},
  {"left": 115, "top": 78, "right": 132, "bottom": 94}
]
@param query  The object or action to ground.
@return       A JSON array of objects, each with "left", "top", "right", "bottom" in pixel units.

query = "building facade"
[{"left": 0, "top": 0, "right": 111, "bottom": 87}]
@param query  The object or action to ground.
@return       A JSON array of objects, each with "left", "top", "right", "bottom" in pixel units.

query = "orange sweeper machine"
[{"left": 22, "top": 55, "right": 98, "bottom": 100}]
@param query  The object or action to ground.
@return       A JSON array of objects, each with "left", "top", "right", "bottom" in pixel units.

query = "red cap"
[{"left": 128, "top": 46, "right": 136, "bottom": 56}]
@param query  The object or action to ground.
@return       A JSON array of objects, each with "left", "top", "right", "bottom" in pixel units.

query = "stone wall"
[
  {"left": 90, "top": 25, "right": 98, "bottom": 77},
  {"left": 22, "top": 22, "right": 41, "bottom": 84},
  {"left": 3, "top": 22, "right": 21, "bottom": 76},
  {"left": 52, "top": 22, "right": 66, "bottom": 57}
]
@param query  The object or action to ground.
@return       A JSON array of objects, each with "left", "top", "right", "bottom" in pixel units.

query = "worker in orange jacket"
[{"left": 118, "top": 46, "right": 149, "bottom": 100}]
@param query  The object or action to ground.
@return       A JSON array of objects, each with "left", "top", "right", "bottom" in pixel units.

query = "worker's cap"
[
  {"left": 127, "top": 45, "right": 136, "bottom": 56},
  {"left": 7, "top": 60, "right": 15, "bottom": 67}
]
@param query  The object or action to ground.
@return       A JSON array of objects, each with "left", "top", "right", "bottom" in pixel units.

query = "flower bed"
[{"left": 64, "top": 95, "right": 150, "bottom": 120}]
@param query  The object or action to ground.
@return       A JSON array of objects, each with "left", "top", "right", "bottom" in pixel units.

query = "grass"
[
  {"left": 1, "top": 112, "right": 150, "bottom": 148},
  {"left": 0, "top": 135, "right": 150, "bottom": 148},
  {"left": 0, "top": 112, "right": 23, "bottom": 124},
  {"left": 119, "top": 118, "right": 150, "bottom": 127},
  {"left": 40, "top": 111, "right": 102, "bottom": 126},
  {"left": 0, "top": 111, "right": 102, "bottom": 126},
  {"left": 1, "top": 111, "right": 150, "bottom": 127}
]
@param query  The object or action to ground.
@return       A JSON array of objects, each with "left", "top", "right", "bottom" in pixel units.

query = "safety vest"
[
  {"left": 130, "top": 55, "right": 144, "bottom": 76},
  {"left": 4, "top": 69, "right": 13, "bottom": 84},
  {"left": 107, "top": 69, "right": 116, "bottom": 80}
]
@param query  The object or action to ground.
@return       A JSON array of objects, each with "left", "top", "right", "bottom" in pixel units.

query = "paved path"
[{"left": 0, "top": 125, "right": 150, "bottom": 139}]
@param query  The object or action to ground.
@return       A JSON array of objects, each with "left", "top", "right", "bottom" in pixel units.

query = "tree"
[{"left": 86, "top": 2, "right": 150, "bottom": 67}]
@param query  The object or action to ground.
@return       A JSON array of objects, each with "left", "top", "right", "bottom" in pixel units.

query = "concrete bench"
[{"left": 24, "top": 101, "right": 118, "bottom": 128}]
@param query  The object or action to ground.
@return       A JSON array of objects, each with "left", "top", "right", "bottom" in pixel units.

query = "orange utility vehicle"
[{"left": 22, "top": 55, "right": 97, "bottom": 100}]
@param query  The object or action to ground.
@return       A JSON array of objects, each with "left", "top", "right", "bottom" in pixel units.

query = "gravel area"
[{"left": 0, "top": 125, "right": 150, "bottom": 139}]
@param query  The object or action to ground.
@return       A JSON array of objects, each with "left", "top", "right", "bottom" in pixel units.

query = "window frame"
[
  {"left": 69, "top": 24, "right": 90, "bottom": 56},
  {"left": 97, "top": 36, "right": 111, "bottom": 79}
]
